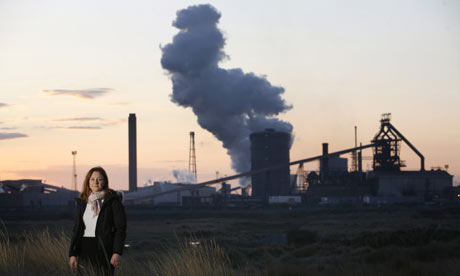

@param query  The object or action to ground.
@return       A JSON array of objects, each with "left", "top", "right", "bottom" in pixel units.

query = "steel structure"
[
  {"left": 189, "top": 131, "right": 197, "bottom": 182},
  {"left": 351, "top": 126, "right": 358, "bottom": 172},
  {"left": 126, "top": 143, "right": 375, "bottom": 201},
  {"left": 125, "top": 114, "right": 428, "bottom": 201},
  {"left": 372, "top": 113, "right": 425, "bottom": 171}
]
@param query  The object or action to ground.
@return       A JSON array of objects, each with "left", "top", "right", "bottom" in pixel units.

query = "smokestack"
[
  {"left": 321, "top": 143, "right": 329, "bottom": 183},
  {"left": 129, "top": 113, "right": 137, "bottom": 192},
  {"left": 160, "top": 4, "right": 293, "bottom": 186}
]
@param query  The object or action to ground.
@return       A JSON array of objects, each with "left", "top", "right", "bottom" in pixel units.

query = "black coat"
[{"left": 69, "top": 190, "right": 127, "bottom": 258}]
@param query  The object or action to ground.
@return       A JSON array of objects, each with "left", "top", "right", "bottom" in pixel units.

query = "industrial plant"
[
  {"left": 0, "top": 179, "right": 78, "bottom": 209},
  {"left": 0, "top": 113, "right": 456, "bottom": 211},
  {"left": 122, "top": 112, "right": 455, "bottom": 207}
]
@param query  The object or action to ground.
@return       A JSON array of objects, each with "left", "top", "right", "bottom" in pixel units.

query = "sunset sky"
[{"left": 1, "top": 0, "right": 459, "bottom": 191}]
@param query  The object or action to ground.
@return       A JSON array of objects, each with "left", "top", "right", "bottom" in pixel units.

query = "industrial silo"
[{"left": 250, "top": 128, "right": 291, "bottom": 197}]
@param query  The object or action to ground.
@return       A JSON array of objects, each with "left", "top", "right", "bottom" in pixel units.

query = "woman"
[{"left": 69, "top": 166, "right": 127, "bottom": 275}]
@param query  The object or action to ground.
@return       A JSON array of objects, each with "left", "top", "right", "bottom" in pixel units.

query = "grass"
[
  {"left": 145, "top": 240, "right": 236, "bottom": 276},
  {"left": 0, "top": 225, "right": 68, "bottom": 275},
  {"left": 2, "top": 205, "right": 460, "bottom": 275},
  {"left": 0, "top": 223, "right": 246, "bottom": 276}
]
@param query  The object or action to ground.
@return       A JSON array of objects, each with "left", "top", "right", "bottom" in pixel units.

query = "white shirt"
[{"left": 83, "top": 199, "right": 103, "bottom": 237}]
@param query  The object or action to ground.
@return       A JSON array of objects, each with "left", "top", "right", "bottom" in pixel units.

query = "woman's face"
[{"left": 89, "top": 171, "right": 105, "bottom": 193}]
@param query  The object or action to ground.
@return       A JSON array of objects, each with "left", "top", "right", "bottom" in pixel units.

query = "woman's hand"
[
  {"left": 110, "top": 253, "right": 121, "bottom": 268},
  {"left": 69, "top": 256, "right": 77, "bottom": 270}
]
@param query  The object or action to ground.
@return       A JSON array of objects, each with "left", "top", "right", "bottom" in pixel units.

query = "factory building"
[
  {"left": 369, "top": 170, "right": 452, "bottom": 197},
  {"left": 328, "top": 157, "right": 348, "bottom": 173},
  {"left": 303, "top": 114, "right": 454, "bottom": 203},
  {"left": 124, "top": 181, "right": 216, "bottom": 206},
  {"left": 319, "top": 143, "right": 349, "bottom": 184},
  {"left": 250, "top": 128, "right": 291, "bottom": 197},
  {"left": 2, "top": 113, "right": 455, "bottom": 210},
  {"left": 0, "top": 179, "right": 78, "bottom": 208},
  {"left": 366, "top": 114, "right": 452, "bottom": 199},
  {"left": 244, "top": 114, "right": 454, "bottom": 204}
]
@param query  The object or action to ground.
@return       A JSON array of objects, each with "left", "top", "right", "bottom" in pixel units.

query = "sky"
[{"left": 1, "top": 0, "right": 459, "bottom": 191}]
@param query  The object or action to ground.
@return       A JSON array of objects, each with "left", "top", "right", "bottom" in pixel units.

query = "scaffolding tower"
[{"left": 351, "top": 126, "right": 358, "bottom": 172}]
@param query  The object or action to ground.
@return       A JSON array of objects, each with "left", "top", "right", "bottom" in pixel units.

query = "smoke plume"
[
  {"left": 172, "top": 169, "right": 196, "bottom": 184},
  {"left": 161, "top": 4, "right": 293, "bottom": 185}
]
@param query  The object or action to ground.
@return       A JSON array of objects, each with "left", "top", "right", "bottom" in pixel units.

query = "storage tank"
[{"left": 250, "top": 129, "right": 291, "bottom": 197}]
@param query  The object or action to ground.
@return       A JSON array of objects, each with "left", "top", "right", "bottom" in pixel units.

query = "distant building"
[
  {"left": 250, "top": 128, "right": 291, "bottom": 197},
  {"left": 0, "top": 179, "right": 78, "bottom": 208},
  {"left": 328, "top": 157, "right": 348, "bottom": 173},
  {"left": 268, "top": 195, "right": 301, "bottom": 205},
  {"left": 368, "top": 170, "right": 453, "bottom": 197},
  {"left": 124, "top": 181, "right": 216, "bottom": 206}
]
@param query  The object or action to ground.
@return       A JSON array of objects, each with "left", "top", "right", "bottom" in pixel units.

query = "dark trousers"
[{"left": 78, "top": 237, "right": 114, "bottom": 276}]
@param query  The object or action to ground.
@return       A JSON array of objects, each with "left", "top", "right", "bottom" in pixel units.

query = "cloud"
[
  {"left": 0, "top": 127, "right": 18, "bottom": 130},
  {"left": 42, "top": 88, "right": 113, "bottom": 99},
  {"left": 0, "top": 132, "right": 28, "bottom": 140},
  {"left": 50, "top": 126, "right": 102, "bottom": 130},
  {"left": 46, "top": 117, "right": 125, "bottom": 130},
  {"left": 101, "top": 118, "right": 127, "bottom": 126},
  {"left": 151, "top": 159, "right": 187, "bottom": 164},
  {"left": 53, "top": 117, "right": 104, "bottom": 122},
  {"left": 107, "top": 102, "right": 129, "bottom": 106},
  {"left": 52, "top": 117, "right": 126, "bottom": 125},
  {"left": 0, "top": 103, "right": 12, "bottom": 109},
  {"left": 67, "top": 126, "right": 101, "bottom": 129}
]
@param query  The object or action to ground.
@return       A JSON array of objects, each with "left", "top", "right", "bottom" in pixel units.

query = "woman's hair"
[{"left": 79, "top": 166, "right": 112, "bottom": 202}]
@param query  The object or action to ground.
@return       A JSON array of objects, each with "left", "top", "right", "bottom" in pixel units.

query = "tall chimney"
[
  {"left": 358, "top": 142, "right": 363, "bottom": 173},
  {"left": 129, "top": 113, "right": 137, "bottom": 192},
  {"left": 321, "top": 143, "right": 329, "bottom": 183}
]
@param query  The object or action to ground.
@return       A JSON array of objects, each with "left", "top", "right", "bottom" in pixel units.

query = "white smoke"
[
  {"left": 161, "top": 4, "right": 293, "bottom": 186},
  {"left": 172, "top": 169, "right": 196, "bottom": 184},
  {"left": 143, "top": 178, "right": 153, "bottom": 187}
]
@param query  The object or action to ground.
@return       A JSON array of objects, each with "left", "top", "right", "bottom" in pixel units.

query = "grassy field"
[{"left": 2, "top": 205, "right": 460, "bottom": 275}]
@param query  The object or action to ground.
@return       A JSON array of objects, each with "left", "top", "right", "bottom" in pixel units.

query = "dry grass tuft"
[
  {"left": 0, "top": 224, "right": 248, "bottom": 276},
  {"left": 0, "top": 224, "right": 24, "bottom": 275},
  {"left": 147, "top": 239, "right": 236, "bottom": 276},
  {"left": 0, "top": 223, "right": 70, "bottom": 276}
]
